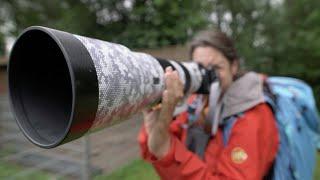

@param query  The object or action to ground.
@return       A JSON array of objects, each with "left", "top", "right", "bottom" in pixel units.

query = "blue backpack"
[{"left": 223, "top": 77, "right": 320, "bottom": 180}]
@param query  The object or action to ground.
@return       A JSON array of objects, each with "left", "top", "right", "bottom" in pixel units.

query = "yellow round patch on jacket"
[{"left": 231, "top": 147, "right": 248, "bottom": 164}]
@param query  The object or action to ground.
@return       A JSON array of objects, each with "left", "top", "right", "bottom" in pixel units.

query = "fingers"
[
  {"left": 165, "top": 66, "right": 173, "bottom": 73},
  {"left": 142, "top": 107, "right": 160, "bottom": 134},
  {"left": 163, "top": 66, "right": 184, "bottom": 104},
  {"left": 164, "top": 67, "right": 178, "bottom": 89},
  {"left": 165, "top": 66, "right": 183, "bottom": 91},
  {"left": 160, "top": 90, "right": 173, "bottom": 125},
  {"left": 142, "top": 107, "right": 159, "bottom": 121},
  {"left": 142, "top": 66, "right": 185, "bottom": 133},
  {"left": 161, "top": 66, "right": 184, "bottom": 119}
]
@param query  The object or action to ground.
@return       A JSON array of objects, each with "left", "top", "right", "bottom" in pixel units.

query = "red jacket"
[{"left": 138, "top": 103, "right": 279, "bottom": 180}]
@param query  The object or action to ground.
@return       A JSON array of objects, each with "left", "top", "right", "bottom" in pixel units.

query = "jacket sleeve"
[{"left": 137, "top": 103, "right": 279, "bottom": 180}]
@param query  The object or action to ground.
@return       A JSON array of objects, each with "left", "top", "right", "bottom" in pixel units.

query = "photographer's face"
[{"left": 192, "top": 46, "right": 238, "bottom": 93}]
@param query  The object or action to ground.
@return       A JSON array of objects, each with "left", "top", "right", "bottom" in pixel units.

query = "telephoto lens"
[{"left": 8, "top": 26, "right": 217, "bottom": 148}]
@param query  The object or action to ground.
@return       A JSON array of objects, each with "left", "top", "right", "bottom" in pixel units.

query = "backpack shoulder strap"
[
  {"left": 222, "top": 113, "right": 244, "bottom": 146},
  {"left": 222, "top": 75, "right": 277, "bottom": 147}
]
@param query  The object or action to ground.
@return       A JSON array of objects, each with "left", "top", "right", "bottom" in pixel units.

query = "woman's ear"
[{"left": 231, "top": 60, "right": 239, "bottom": 76}]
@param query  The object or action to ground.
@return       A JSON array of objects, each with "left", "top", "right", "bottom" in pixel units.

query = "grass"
[
  {"left": 0, "top": 154, "right": 319, "bottom": 180},
  {"left": 94, "top": 159, "right": 159, "bottom": 180},
  {"left": 314, "top": 154, "right": 320, "bottom": 179},
  {"left": 0, "top": 161, "right": 55, "bottom": 180},
  {"left": 0, "top": 147, "right": 60, "bottom": 180}
]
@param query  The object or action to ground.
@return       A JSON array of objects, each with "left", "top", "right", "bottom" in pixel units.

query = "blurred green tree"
[
  {"left": 1, "top": 0, "right": 319, "bottom": 104},
  {"left": 214, "top": 0, "right": 320, "bottom": 105},
  {"left": 0, "top": 0, "right": 9, "bottom": 56},
  {"left": 90, "top": 0, "right": 211, "bottom": 48},
  {"left": 4, "top": 0, "right": 98, "bottom": 36},
  {"left": 4, "top": 0, "right": 210, "bottom": 49},
  {"left": 0, "top": 34, "right": 4, "bottom": 56}
]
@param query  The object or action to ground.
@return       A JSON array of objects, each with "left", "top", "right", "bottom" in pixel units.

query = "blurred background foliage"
[{"left": 0, "top": 0, "right": 319, "bottom": 105}]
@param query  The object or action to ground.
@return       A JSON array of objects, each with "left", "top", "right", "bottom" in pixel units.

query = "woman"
[{"left": 138, "top": 29, "right": 279, "bottom": 180}]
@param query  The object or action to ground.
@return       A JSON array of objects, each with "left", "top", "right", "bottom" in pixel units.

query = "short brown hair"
[{"left": 189, "top": 29, "right": 239, "bottom": 64}]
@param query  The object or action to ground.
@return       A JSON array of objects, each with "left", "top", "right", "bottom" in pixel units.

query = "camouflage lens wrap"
[{"left": 74, "top": 35, "right": 166, "bottom": 130}]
